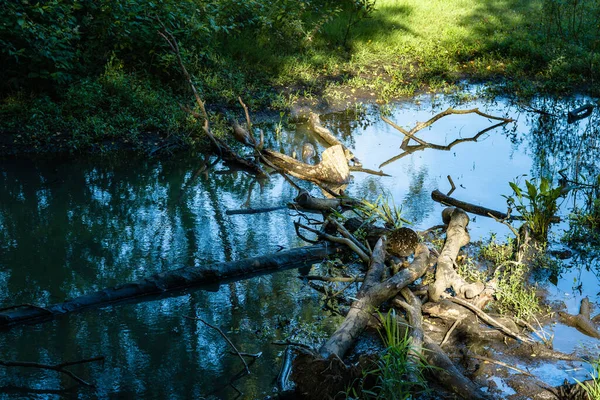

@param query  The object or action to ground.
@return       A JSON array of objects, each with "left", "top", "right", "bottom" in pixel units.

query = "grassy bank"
[{"left": 1, "top": 0, "right": 598, "bottom": 155}]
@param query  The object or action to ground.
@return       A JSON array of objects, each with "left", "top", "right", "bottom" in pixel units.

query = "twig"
[
  {"left": 349, "top": 166, "right": 391, "bottom": 177},
  {"left": 326, "top": 216, "right": 371, "bottom": 257},
  {"left": 469, "top": 354, "right": 534, "bottom": 377},
  {"left": 440, "top": 318, "right": 463, "bottom": 347},
  {"left": 295, "top": 221, "right": 370, "bottom": 263},
  {"left": 228, "top": 351, "right": 262, "bottom": 359},
  {"left": 447, "top": 175, "right": 456, "bottom": 196},
  {"left": 447, "top": 296, "right": 534, "bottom": 344},
  {"left": 0, "top": 356, "right": 104, "bottom": 387},
  {"left": 185, "top": 316, "right": 250, "bottom": 374}
]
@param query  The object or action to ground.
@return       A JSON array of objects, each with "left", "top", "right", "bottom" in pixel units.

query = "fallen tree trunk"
[
  {"left": 428, "top": 208, "right": 485, "bottom": 302},
  {"left": 263, "top": 145, "right": 350, "bottom": 184},
  {"left": 308, "top": 112, "right": 359, "bottom": 165},
  {"left": 431, "top": 190, "right": 561, "bottom": 222},
  {"left": 0, "top": 244, "right": 341, "bottom": 329},
  {"left": 319, "top": 242, "right": 430, "bottom": 359}
]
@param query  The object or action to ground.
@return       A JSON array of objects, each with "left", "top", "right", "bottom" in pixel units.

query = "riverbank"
[{"left": 1, "top": 0, "right": 598, "bottom": 156}]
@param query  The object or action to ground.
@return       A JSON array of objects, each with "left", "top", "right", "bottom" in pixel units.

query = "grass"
[
  {"left": 2, "top": 0, "right": 600, "bottom": 155},
  {"left": 576, "top": 359, "right": 600, "bottom": 400},
  {"left": 347, "top": 310, "right": 427, "bottom": 399}
]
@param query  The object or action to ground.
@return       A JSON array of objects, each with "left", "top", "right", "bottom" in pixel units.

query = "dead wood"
[
  {"left": 0, "top": 356, "right": 104, "bottom": 387},
  {"left": 308, "top": 112, "right": 360, "bottom": 165},
  {"left": 292, "top": 190, "right": 359, "bottom": 212},
  {"left": 0, "top": 243, "right": 341, "bottom": 329},
  {"left": 422, "top": 300, "right": 516, "bottom": 343},
  {"left": 422, "top": 337, "right": 490, "bottom": 400},
  {"left": 468, "top": 353, "right": 534, "bottom": 377},
  {"left": 558, "top": 297, "right": 600, "bottom": 339},
  {"left": 448, "top": 296, "right": 534, "bottom": 344},
  {"left": 184, "top": 316, "right": 250, "bottom": 374},
  {"left": 428, "top": 208, "right": 485, "bottom": 302},
  {"left": 380, "top": 108, "right": 514, "bottom": 168},
  {"left": 264, "top": 145, "right": 350, "bottom": 184},
  {"left": 349, "top": 166, "right": 391, "bottom": 177},
  {"left": 225, "top": 205, "right": 288, "bottom": 215},
  {"left": 295, "top": 221, "right": 370, "bottom": 263},
  {"left": 326, "top": 216, "right": 371, "bottom": 258},
  {"left": 432, "top": 190, "right": 561, "bottom": 223},
  {"left": 396, "top": 288, "right": 424, "bottom": 361},
  {"left": 319, "top": 243, "right": 430, "bottom": 359},
  {"left": 359, "top": 238, "right": 387, "bottom": 294}
]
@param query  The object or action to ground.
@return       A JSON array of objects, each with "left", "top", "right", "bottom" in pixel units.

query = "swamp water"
[{"left": 0, "top": 92, "right": 599, "bottom": 398}]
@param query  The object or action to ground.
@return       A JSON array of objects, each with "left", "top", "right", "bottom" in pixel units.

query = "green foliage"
[
  {"left": 479, "top": 234, "right": 515, "bottom": 266},
  {"left": 576, "top": 358, "right": 600, "bottom": 400},
  {"left": 505, "top": 177, "right": 565, "bottom": 241},
  {"left": 495, "top": 261, "right": 541, "bottom": 321},
  {"left": 356, "top": 195, "right": 408, "bottom": 229},
  {"left": 347, "top": 310, "right": 427, "bottom": 399},
  {"left": 457, "top": 256, "right": 488, "bottom": 283},
  {"left": 0, "top": 58, "right": 196, "bottom": 153}
]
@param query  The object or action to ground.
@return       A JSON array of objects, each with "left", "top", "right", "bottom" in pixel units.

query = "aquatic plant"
[
  {"left": 494, "top": 261, "right": 541, "bottom": 321},
  {"left": 505, "top": 177, "right": 565, "bottom": 241},
  {"left": 575, "top": 358, "right": 600, "bottom": 399}
]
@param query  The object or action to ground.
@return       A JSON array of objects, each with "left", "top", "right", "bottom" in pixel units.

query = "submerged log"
[
  {"left": 264, "top": 145, "right": 350, "bottom": 184},
  {"left": 429, "top": 208, "right": 485, "bottom": 302},
  {"left": 0, "top": 244, "right": 341, "bottom": 329}
]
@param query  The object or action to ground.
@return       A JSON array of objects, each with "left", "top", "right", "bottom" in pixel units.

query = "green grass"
[{"left": 2, "top": 0, "right": 600, "bottom": 155}]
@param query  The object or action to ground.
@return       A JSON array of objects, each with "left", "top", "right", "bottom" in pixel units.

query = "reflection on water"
[{"left": 1, "top": 92, "right": 599, "bottom": 397}]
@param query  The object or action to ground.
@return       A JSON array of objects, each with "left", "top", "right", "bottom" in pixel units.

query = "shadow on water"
[{"left": 1, "top": 89, "right": 600, "bottom": 397}]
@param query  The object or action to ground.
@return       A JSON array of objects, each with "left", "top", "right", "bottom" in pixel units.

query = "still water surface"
[{"left": 1, "top": 92, "right": 599, "bottom": 398}]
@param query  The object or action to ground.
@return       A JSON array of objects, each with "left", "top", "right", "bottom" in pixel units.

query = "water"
[{"left": 0, "top": 92, "right": 599, "bottom": 398}]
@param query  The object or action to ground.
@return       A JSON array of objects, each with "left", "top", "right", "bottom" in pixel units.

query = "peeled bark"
[
  {"left": 429, "top": 208, "right": 485, "bottom": 302},
  {"left": 263, "top": 145, "right": 350, "bottom": 184},
  {"left": 0, "top": 244, "right": 341, "bottom": 329},
  {"left": 308, "top": 112, "right": 359, "bottom": 165}
]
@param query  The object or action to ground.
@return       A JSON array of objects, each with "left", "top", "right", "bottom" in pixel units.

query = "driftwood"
[
  {"left": 428, "top": 208, "right": 485, "bottom": 302},
  {"left": 308, "top": 112, "right": 359, "bottom": 165},
  {"left": 319, "top": 242, "right": 430, "bottom": 359},
  {"left": 380, "top": 108, "right": 514, "bottom": 168},
  {"left": 0, "top": 244, "right": 341, "bottom": 329},
  {"left": 558, "top": 297, "right": 600, "bottom": 339},
  {"left": 263, "top": 145, "right": 350, "bottom": 184},
  {"left": 431, "top": 190, "right": 561, "bottom": 222},
  {"left": 293, "top": 190, "right": 359, "bottom": 212}
]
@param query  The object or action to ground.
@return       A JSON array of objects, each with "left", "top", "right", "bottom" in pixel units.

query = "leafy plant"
[
  {"left": 356, "top": 194, "right": 409, "bottom": 229},
  {"left": 505, "top": 177, "right": 565, "bottom": 241},
  {"left": 494, "top": 261, "right": 541, "bottom": 321},
  {"left": 347, "top": 310, "right": 427, "bottom": 399},
  {"left": 576, "top": 358, "right": 600, "bottom": 400}
]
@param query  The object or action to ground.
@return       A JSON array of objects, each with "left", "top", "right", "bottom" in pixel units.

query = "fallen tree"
[{"left": 0, "top": 243, "right": 341, "bottom": 329}]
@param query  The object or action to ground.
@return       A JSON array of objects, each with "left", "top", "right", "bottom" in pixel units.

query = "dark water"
[{"left": 1, "top": 91, "right": 599, "bottom": 398}]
